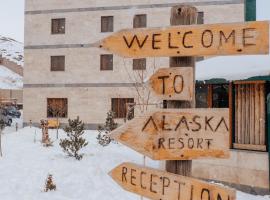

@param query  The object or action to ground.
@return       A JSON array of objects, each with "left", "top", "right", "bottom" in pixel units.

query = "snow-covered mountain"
[
  {"left": 0, "top": 36, "right": 23, "bottom": 89},
  {"left": 0, "top": 65, "right": 23, "bottom": 89},
  {"left": 0, "top": 36, "right": 23, "bottom": 66}
]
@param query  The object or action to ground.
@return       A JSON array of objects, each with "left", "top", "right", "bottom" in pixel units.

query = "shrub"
[{"left": 59, "top": 117, "right": 88, "bottom": 160}]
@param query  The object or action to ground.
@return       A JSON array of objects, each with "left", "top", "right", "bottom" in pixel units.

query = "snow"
[
  {"left": 0, "top": 36, "right": 23, "bottom": 66},
  {"left": 196, "top": 55, "right": 270, "bottom": 81},
  {"left": 0, "top": 118, "right": 269, "bottom": 200},
  {"left": 0, "top": 65, "right": 23, "bottom": 89}
]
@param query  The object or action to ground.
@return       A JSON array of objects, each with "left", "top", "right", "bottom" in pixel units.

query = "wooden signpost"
[
  {"left": 98, "top": 21, "right": 269, "bottom": 58},
  {"left": 95, "top": 5, "right": 270, "bottom": 200},
  {"left": 110, "top": 108, "right": 230, "bottom": 160},
  {"left": 110, "top": 162, "right": 236, "bottom": 200},
  {"left": 148, "top": 67, "right": 194, "bottom": 100}
]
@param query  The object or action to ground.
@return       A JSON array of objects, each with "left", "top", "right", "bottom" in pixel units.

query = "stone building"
[
  {"left": 24, "top": 0, "right": 246, "bottom": 127},
  {"left": 25, "top": 0, "right": 268, "bottom": 193}
]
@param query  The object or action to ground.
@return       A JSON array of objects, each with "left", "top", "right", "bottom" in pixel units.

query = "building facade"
[{"left": 24, "top": 0, "right": 245, "bottom": 128}]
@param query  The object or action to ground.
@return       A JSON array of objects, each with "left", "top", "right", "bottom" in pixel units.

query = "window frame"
[
  {"left": 50, "top": 55, "right": 65, "bottom": 71},
  {"left": 100, "top": 54, "right": 113, "bottom": 71},
  {"left": 51, "top": 18, "right": 66, "bottom": 34},
  {"left": 133, "top": 58, "right": 146, "bottom": 70},
  {"left": 133, "top": 14, "right": 147, "bottom": 28},
  {"left": 111, "top": 98, "right": 134, "bottom": 119},
  {"left": 101, "top": 16, "right": 114, "bottom": 33},
  {"left": 47, "top": 98, "right": 68, "bottom": 118}
]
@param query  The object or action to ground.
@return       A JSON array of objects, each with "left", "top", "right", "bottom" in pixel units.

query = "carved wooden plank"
[
  {"left": 109, "top": 162, "right": 236, "bottom": 200},
  {"left": 245, "top": 85, "right": 250, "bottom": 144},
  {"left": 255, "top": 84, "right": 260, "bottom": 145},
  {"left": 250, "top": 84, "right": 255, "bottom": 144},
  {"left": 148, "top": 67, "right": 194, "bottom": 100},
  {"left": 241, "top": 85, "right": 246, "bottom": 144},
  {"left": 235, "top": 84, "right": 238, "bottom": 143},
  {"left": 233, "top": 143, "right": 266, "bottom": 151},
  {"left": 98, "top": 21, "right": 269, "bottom": 58},
  {"left": 110, "top": 108, "right": 230, "bottom": 160},
  {"left": 259, "top": 84, "right": 265, "bottom": 145}
]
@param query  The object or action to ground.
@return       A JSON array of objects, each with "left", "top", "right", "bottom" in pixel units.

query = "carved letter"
[
  {"left": 168, "top": 33, "right": 178, "bottom": 49},
  {"left": 152, "top": 33, "right": 162, "bottom": 49},
  {"left": 183, "top": 31, "right": 193, "bottom": 48},
  {"left": 220, "top": 30, "right": 236, "bottom": 46},
  {"left": 142, "top": 116, "right": 158, "bottom": 132},
  {"left": 173, "top": 75, "right": 184, "bottom": 94},
  {"left": 201, "top": 30, "right": 213, "bottom": 48},
  {"left": 243, "top": 28, "right": 256, "bottom": 47},
  {"left": 158, "top": 76, "right": 170, "bottom": 94},
  {"left": 123, "top": 35, "right": 149, "bottom": 48}
]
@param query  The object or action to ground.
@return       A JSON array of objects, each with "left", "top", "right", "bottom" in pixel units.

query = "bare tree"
[
  {"left": 47, "top": 101, "right": 67, "bottom": 139},
  {"left": 123, "top": 58, "right": 160, "bottom": 119}
]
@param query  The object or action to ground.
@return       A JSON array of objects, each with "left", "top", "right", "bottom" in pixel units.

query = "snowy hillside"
[
  {"left": 0, "top": 36, "right": 23, "bottom": 66},
  {"left": 0, "top": 65, "right": 22, "bottom": 89},
  {"left": 0, "top": 123, "right": 269, "bottom": 200}
]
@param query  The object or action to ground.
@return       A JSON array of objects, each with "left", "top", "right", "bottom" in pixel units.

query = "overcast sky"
[{"left": 0, "top": 0, "right": 269, "bottom": 42}]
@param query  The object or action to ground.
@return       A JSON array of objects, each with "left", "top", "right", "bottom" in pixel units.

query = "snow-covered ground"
[{"left": 0, "top": 120, "right": 269, "bottom": 200}]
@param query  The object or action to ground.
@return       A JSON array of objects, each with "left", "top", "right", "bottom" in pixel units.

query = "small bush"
[
  {"left": 44, "top": 174, "right": 56, "bottom": 192},
  {"left": 97, "top": 111, "right": 118, "bottom": 147},
  {"left": 59, "top": 117, "right": 88, "bottom": 160}
]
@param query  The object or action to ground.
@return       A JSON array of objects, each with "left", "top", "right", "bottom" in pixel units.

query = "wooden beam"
[
  {"left": 165, "top": 5, "right": 197, "bottom": 177},
  {"left": 233, "top": 143, "right": 266, "bottom": 151}
]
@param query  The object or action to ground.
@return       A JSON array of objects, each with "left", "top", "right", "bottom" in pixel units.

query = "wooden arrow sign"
[
  {"left": 110, "top": 162, "right": 236, "bottom": 200},
  {"left": 148, "top": 67, "right": 194, "bottom": 100},
  {"left": 110, "top": 109, "right": 230, "bottom": 160},
  {"left": 98, "top": 21, "right": 269, "bottom": 58}
]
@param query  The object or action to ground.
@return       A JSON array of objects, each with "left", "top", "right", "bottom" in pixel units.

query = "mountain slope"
[{"left": 0, "top": 36, "right": 23, "bottom": 66}]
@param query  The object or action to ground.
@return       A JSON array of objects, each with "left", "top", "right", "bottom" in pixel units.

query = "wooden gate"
[{"left": 234, "top": 81, "right": 266, "bottom": 151}]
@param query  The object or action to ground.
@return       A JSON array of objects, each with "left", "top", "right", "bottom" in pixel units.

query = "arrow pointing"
[
  {"left": 148, "top": 67, "right": 194, "bottom": 100},
  {"left": 98, "top": 21, "right": 269, "bottom": 58},
  {"left": 110, "top": 108, "right": 230, "bottom": 160},
  {"left": 109, "top": 162, "right": 236, "bottom": 200}
]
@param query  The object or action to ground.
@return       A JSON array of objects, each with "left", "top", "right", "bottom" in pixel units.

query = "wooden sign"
[
  {"left": 149, "top": 67, "right": 194, "bottom": 100},
  {"left": 110, "top": 109, "right": 230, "bottom": 160},
  {"left": 98, "top": 21, "right": 269, "bottom": 58},
  {"left": 110, "top": 162, "right": 236, "bottom": 200}
]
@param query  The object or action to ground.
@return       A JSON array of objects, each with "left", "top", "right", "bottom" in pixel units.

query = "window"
[
  {"left": 133, "top": 58, "right": 146, "bottom": 70},
  {"left": 51, "top": 56, "right": 65, "bottom": 71},
  {"left": 47, "top": 98, "right": 68, "bottom": 118},
  {"left": 100, "top": 54, "right": 113, "bottom": 70},
  {"left": 111, "top": 98, "right": 134, "bottom": 118},
  {"left": 51, "top": 18, "right": 65, "bottom": 34},
  {"left": 133, "top": 14, "right": 147, "bottom": 28},
  {"left": 101, "top": 16, "right": 114, "bottom": 32},
  {"left": 195, "top": 84, "right": 229, "bottom": 108},
  {"left": 212, "top": 85, "right": 229, "bottom": 108},
  {"left": 195, "top": 84, "right": 209, "bottom": 108}
]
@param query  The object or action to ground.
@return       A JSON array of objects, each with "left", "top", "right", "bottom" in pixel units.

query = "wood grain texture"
[
  {"left": 109, "top": 162, "right": 236, "bottom": 200},
  {"left": 148, "top": 67, "right": 194, "bottom": 100},
  {"left": 110, "top": 108, "right": 230, "bottom": 160},
  {"left": 98, "top": 21, "right": 269, "bottom": 58}
]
